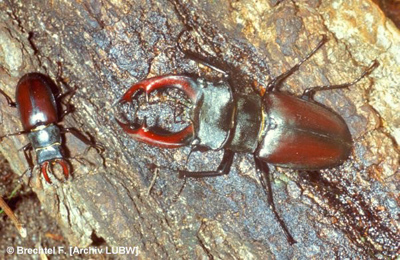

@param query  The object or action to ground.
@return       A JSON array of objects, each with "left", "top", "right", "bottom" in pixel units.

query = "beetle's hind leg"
[
  {"left": 0, "top": 89, "right": 16, "bottom": 107},
  {"left": 254, "top": 155, "right": 297, "bottom": 245},
  {"left": 301, "top": 60, "right": 379, "bottom": 100},
  {"left": 178, "top": 150, "right": 235, "bottom": 178}
]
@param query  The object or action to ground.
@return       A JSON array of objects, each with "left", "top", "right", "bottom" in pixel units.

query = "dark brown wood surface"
[{"left": 0, "top": 0, "right": 399, "bottom": 258}]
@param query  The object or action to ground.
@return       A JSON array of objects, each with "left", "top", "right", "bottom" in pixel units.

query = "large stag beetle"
[{"left": 116, "top": 36, "right": 378, "bottom": 244}]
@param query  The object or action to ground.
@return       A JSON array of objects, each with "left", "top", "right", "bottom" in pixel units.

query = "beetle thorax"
[
  {"left": 193, "top": 79, "right": 262, "bottom": 153},
  {"left": 27, "top": 124, "right": 64, "bottom": 164}
]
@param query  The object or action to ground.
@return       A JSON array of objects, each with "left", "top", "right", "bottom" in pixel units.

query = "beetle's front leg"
[
  {"left": 0, "top": 130, "right": 28, "bottom": 142},
  {"left": 254, "top": 155, "right": 297, "bottom": 245},
  {"left": 20, "top": 143, "right": 35, "bottom": 184},
  {"left": 178, "top": 150, "right": 235, "bottom": 178},
  {"left": 21, "top": 143, "right": 34, "bottom": 170}
]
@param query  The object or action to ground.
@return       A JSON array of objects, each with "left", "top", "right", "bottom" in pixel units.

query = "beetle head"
[{"left": 117, "top": 75, "right": 201, "bottom": 148}]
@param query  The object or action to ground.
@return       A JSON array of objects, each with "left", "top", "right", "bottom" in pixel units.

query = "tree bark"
[{"left": 0, "top": 0, "right": 399, "bottom": 258}]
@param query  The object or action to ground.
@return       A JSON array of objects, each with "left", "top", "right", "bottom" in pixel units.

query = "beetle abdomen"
[
  {"left": 16, "top": 73, "right": 58, "bottom": 131},
  {"left": 258, "top": 92, "right": 352, "bottom": 169}
]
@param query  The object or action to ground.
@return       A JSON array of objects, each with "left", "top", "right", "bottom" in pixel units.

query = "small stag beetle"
[
  {"left": 116, "top": 37, "right": 378, "bottom": 244},
  {"left": 0, "top": 73, "right": 102, "bottom": 184}
]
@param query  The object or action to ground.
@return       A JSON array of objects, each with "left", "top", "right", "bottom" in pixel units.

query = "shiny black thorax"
[{"left": 191, "top": 78, "right": 262, "bottom": 153}]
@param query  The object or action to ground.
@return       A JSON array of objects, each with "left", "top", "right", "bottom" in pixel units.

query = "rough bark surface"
[{"left": 0, "top": 0, "right": 399, "bottom": 259}]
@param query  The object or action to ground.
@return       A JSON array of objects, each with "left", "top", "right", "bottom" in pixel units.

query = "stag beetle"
[
  {"left": 116, "top": 36, "right": 378, "bottom": 244},
  {"left": 0, "top": 73, "right": 102, "bottom": 184}
]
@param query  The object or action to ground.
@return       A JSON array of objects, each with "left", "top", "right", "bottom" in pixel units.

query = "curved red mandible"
[
  {"left": 118, "top": 75, "right": 201, "bottom": 148},
  {"left": 41, "top": 159, "right": 69, "bottom": 184}
]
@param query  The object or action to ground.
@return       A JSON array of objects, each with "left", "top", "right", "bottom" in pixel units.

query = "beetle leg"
[
  {"left": 265, "top": 35, "right": 328, "bottom": 93},
  {"left": 181, "top": 51, "right": 230, "bottom": 79},
  {"left": 301, "top": 60, "right": 379, "bottom": 100},
  {"left": 178, "top": 150, "right": 235, "bottom": 178},
  {"left": 17, "top": 143, "right": 35, "bottom": 185},
  {"left": 0, "top": 130, "right": 28, "bottom": 142},
  {"left": 0, "top": 89, "right": 17, "bottom": 107},
  {"left": 118, "top": 75, "right": 201, "bottom": 148},
  {"left": 61, "top": 127, "right": 104, "bottom": 153},
  {"left": 59, "top": 101, "right": 75, "bottom": 120},
  {"left": 19, "top": 143, "right": 34, "bottom": 171},
  {"left": 57, "top": 85, "right": 78, "bottom": 120},
  {"left": 254, "top": 156, "right": 297, "bottom": 245},
  {"left": 61, "top": 127, "right": 106, "bottom": 167}
]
